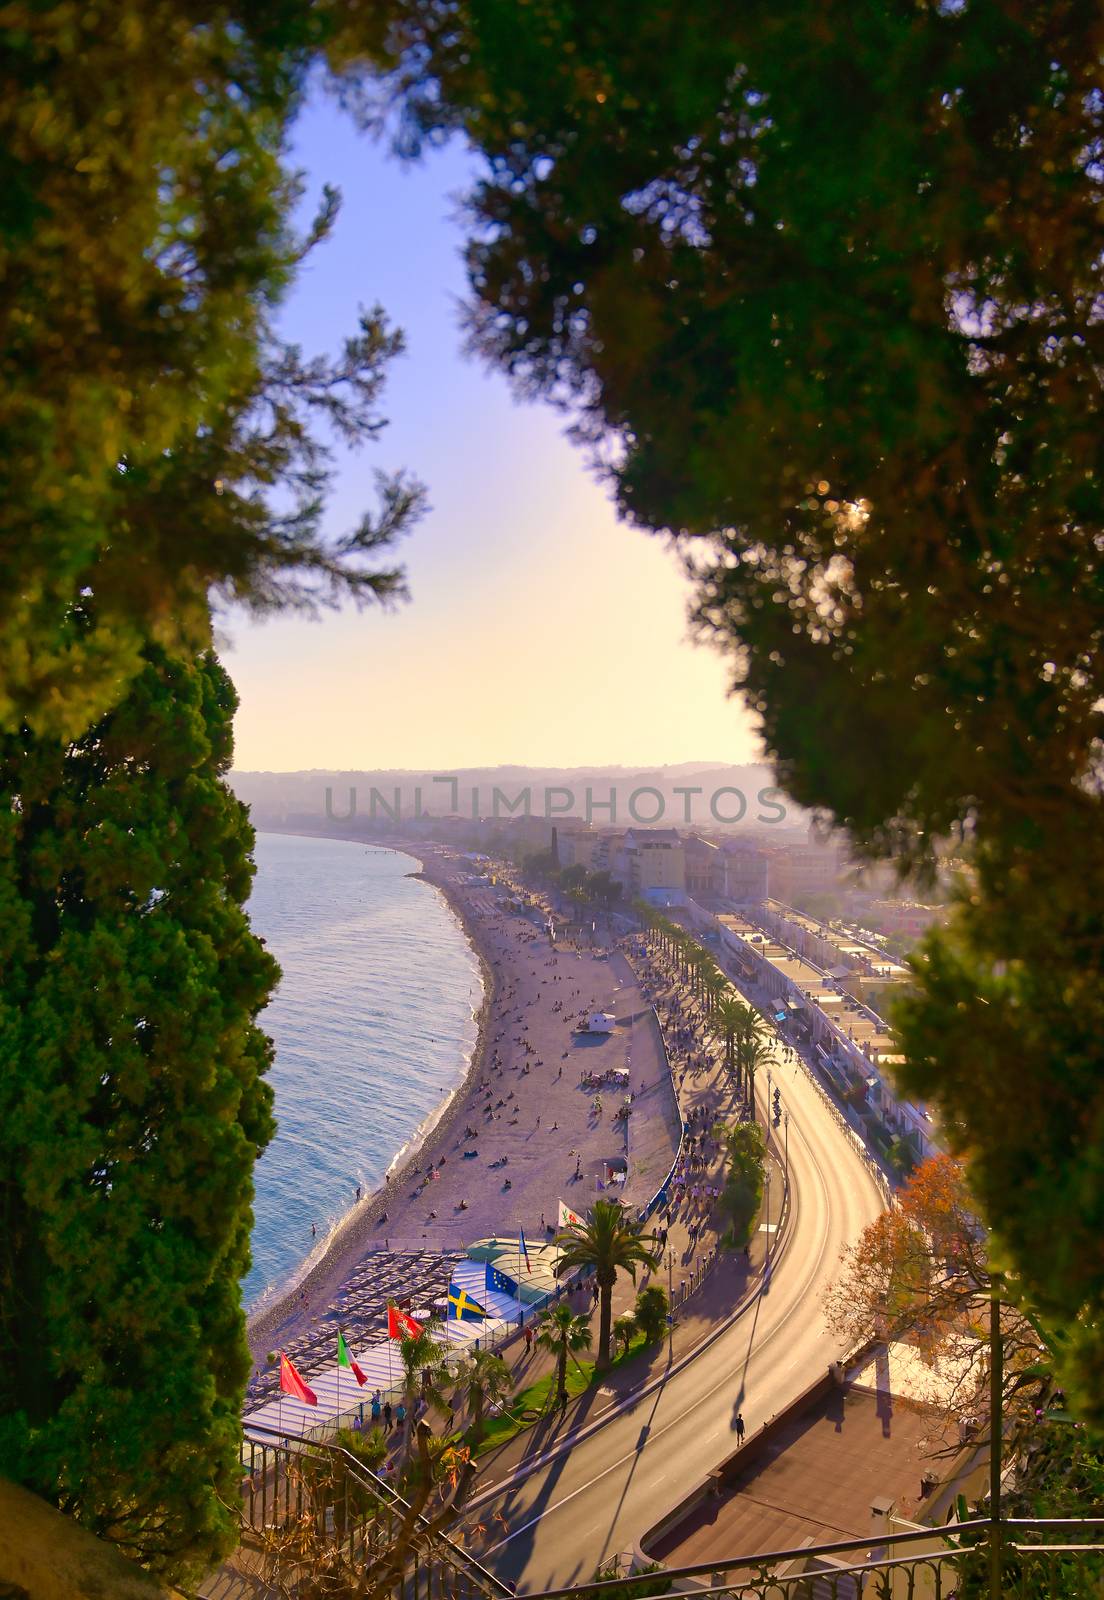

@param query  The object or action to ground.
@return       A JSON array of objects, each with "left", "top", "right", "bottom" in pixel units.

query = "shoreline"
[
  {"left": 244, "top": 830, "right": 681, "bottom": 1380},
  {"left": 245, "top": 841, "right": 496, "bottom": 1366}
]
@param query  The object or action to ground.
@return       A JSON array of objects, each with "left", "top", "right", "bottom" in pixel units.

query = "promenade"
[
  {"left": 246, "top": 848, "right": 682, "bottom": 1388},
  {"left": 463, "top": 930, "right": 887, "bottom": 1591}
]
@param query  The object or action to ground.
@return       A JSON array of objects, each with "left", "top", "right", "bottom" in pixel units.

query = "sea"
[{"left": 241, "top": 832, "right": 483, "bottom": 1311}]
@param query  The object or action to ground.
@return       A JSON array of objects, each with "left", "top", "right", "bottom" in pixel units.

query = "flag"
[
  {"left": 447, "top": 1284, "right": 487, "bottom": 1322},
  {"left": 279, "top": 1352, "right": 317, "bottom": 1406},
  {"left": 486, "top": 1262, "right": 519, "bottom": 1297},
  {"left": 387, "top": 1304, "right": 423, "bottom": 1340},
  {"left": 337, "top": 1330, "right": 368, "bottom": 1386},
  {"left": 558, "top": 1199, "right": 583, "bottom": 1229},
  {"left": 519, "top": 1228, "right": 533, "bottom": 1275}
]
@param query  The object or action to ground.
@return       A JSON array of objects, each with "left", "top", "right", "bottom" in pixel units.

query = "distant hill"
[{"left": 228, "top": 763, "right": 808, "bottom": 835}]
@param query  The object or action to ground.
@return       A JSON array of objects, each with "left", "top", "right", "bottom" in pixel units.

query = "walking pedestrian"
[
  {"left": 735, "top": 1412, "right": 746, "bottom": 1444},
  {"left": 383, "top": 1401, "right": 393, "bottom": 1429}
]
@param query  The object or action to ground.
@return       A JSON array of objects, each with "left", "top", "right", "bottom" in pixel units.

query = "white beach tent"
[{"left": 243, "top": 1260, "right": 535, "bottom": 1441}]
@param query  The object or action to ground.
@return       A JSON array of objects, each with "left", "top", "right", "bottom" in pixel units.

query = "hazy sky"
[{"left": 224, "top": 91, "right": 761, "bottom": 772}]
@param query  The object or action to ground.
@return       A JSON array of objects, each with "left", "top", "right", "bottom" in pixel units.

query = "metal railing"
[
  {"left": 517, "top": 1519, "right": 1104, "bottom": 1600},
  {"left": 239, "top": 1421, "right": 511, "bottom": 1600}
]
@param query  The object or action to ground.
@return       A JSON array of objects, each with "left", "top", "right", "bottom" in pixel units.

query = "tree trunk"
[
  {"left": 557, "top": 1346, "right": 568, "bottom": 1404},
  {"left": 596, "top": 1281, "right": 614, "bottom": 1370}
]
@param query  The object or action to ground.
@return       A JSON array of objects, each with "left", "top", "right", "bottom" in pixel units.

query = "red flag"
[
  {"left": 387, "top": 1304, "right": 423, "bottom": 1340},
  {"left": 279, "top": 1352, "right": 317, "bottom": 1406}
]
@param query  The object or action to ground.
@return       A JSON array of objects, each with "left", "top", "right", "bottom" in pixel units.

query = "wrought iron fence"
[
  {"left": 516, "top": 1519, "right": 1104, "bottom": 1600},
  {"left": 238, "top": 1421, "right": 510, "bottom": 1600}
]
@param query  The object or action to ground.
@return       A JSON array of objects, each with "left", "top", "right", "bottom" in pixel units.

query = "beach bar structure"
[{"left": 243, "top": 1239, "right": 565, "bottom": 1442}]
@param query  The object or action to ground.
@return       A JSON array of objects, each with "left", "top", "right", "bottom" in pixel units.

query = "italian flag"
[{"left": 337, "top": 1330, "right": 368, "bottom": 1386}]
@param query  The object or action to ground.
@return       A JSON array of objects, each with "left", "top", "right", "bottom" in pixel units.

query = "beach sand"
[{"left": 246, "top": 844, "right": 681, "bottom": 1367}]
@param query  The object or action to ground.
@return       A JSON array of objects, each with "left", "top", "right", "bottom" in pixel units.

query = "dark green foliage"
[
  {"left": 334, "top": 1425, "right": 389, "bottom": 1476},
  {"left": 893, "top": 836, "right": 1104, "bottom": 1423},
  {"left": 957, "top": 1425, "right": 1104, "bottom": 1598},
  {"left": 0, "top": 648, "right": 278, "bottom": 1581},
  {"left": 584, "top": 1560, "right": 672, "bottom": 1600},
  {"left": 633, "top": 1284, "right": 669, "bottom": 1345},
  {"left": 364, "top": 1, "right": 1104, "bottom": 1416},
  {"left": 716, "top": 1121, "right": 766, "bottom": 1249},
  {"left": 0, "top": 2, "right": 421, "bottom": 739},
  {"left": 555, "top": 1199, "right": 659, "bottom": 1369}
]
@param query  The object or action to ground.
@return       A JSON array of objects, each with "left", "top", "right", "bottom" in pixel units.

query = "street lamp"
[
  {"left": 764, "top": 1167, "right": 772, "bottom": 1271},
  {"left": 784, "top": 1110, "right": 790, "bottom": 1186}
]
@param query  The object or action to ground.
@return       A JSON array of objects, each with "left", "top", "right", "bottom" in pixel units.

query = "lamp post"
[
  {"left": 784, "top": 1110, "right": 790, "bottom": 1187},
  {"left": 764, "top": 1167, "right": 772, "bottom": 1271}
]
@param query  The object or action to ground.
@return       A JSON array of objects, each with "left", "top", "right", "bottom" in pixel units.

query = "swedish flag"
[{"left": 448, "top": 1284, "right": 487, "bottom": 1322}]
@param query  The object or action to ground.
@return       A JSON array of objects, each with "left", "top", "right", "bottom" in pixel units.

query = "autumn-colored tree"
[
  {"left": 824, "top": 1157, "right": 1048, "bottom": 1441},
  {"left": 830, "top": 1158, "right": 1104, "bottom": 1597},
  {"left": 362, "top": 0, "right": 1104, "bottom": 1421},
  {"left": 0, "top": 647, "right": 277, "bottom": 1581}
]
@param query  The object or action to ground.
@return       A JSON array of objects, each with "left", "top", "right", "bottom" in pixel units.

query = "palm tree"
[
  {"left": 535, "top": 1301, "right": 592, "bottom": 1407},
  {"left": 711, "top": 994, "right": 742, "bottom": 1079},
  {"left": 701, "top": 964, "right": 726, "bottom": 1018},
  {"left": 555, "top": 1200, "right": 660, "bottom": 1370},
  {"left": 739, "top": 1033, "right": 780, "bottom": 1124},
  {"left": 713, "top": 996, "right": 763, "bottom": 1090},
  {"left": 397, "top": 1318, "right": 447, "bottom": 1462},
  {"left": 613, "top": 1313, "right": 637, "bottom": 1356},
  {"left": 453, "top": 1348, "right": 512, "bottom": 1446}
]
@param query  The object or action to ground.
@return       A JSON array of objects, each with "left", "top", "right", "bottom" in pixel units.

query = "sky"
[{"left": 223, "top": 91, "right": 761, "bottom": 773}]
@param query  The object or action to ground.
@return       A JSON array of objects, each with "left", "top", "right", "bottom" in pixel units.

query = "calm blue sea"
[{"left": 242, "top": 833, "right": 482, "bottom": 1310}]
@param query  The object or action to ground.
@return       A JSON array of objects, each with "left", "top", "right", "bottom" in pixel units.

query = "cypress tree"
[{"left": 0, "top": 645, "right": 278, "bottom": 1581}]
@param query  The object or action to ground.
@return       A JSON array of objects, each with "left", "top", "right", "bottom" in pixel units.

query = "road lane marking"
[{"left": 480, "top": 1062, "right": 880, "bottom": 1555}]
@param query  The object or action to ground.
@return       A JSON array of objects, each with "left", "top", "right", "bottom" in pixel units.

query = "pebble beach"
[{"left": 246, "top": 845, "right": 682, "bottom": 1373}]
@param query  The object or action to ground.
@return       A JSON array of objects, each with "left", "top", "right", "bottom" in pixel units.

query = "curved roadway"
[{"left": 473, "top": 1034, "right": 887, "bottom": 1592}]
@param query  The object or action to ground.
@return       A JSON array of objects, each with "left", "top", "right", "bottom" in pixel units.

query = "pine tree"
[
  {"left": 0, "top": 2, "right": 422, "bottom": 740},
  {"left": 366, "top": 0, "right": 1104, "bottom": 1419},
  {"left": 0, "top": 645, "right": 278, "bottom": 1582}
]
